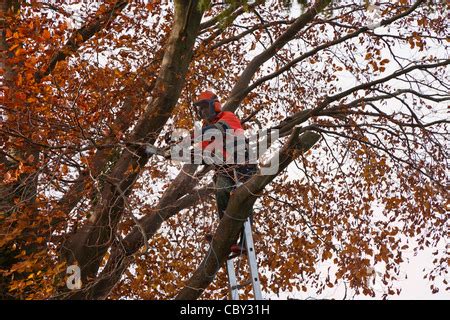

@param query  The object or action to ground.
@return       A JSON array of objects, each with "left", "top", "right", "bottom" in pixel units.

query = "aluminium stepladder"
[
  {"left": 225, "top": 217, "right": 263, "bottom": 300},
  {"left": 225, "top": 169, "right": 263, "bottom": 300}
]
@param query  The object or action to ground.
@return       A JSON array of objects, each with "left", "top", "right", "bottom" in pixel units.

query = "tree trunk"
[{"left": 60, "top": 0, "right": 206, "bottom": 294}]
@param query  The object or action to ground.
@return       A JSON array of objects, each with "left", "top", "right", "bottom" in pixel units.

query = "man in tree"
[{"left": 191, "top": 90, "right": 257, "bottom": 255}]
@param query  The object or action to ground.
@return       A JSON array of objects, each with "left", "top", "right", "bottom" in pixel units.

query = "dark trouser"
[{"left": 214, "top": 165, "right": 257, "bottom": 247}]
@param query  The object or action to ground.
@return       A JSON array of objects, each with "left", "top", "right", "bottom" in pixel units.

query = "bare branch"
[{"left": 223, "top": 0, "right": 333, "bottom": 112}]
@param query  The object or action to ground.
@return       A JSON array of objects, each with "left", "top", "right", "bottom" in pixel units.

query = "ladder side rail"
[
  {"left": 243, "top": 218, "right": 263, "bottom": 300},
  {"left": 226, "top": 259, "right": 240, "bottom": 300}
]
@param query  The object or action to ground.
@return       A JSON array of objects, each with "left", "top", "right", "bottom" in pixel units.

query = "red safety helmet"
[{"left": 193, "top": 90, "right": 222, "bottom": 120}]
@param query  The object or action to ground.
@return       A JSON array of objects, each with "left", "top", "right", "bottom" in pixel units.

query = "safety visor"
[
  {"left": 193, "top": 99, "right": 211, "bottom": 108},
  {"left": 193, "top": 99, "right": 212, "bottom": 119}
]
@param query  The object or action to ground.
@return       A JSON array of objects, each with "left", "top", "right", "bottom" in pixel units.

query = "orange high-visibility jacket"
[{"left": 199, "top": 111, "right": 245, "bottom": 161}]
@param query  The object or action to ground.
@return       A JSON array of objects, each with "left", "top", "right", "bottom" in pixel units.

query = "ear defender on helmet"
[
  {"left": 208, "top": 94, "right": 220, "bottom": 118},
  {"left": 213, "top": 99, "right": 222, "bottom": 113}
]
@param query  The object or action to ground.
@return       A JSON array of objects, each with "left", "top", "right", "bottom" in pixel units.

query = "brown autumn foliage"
[{"left": 0, "top": 0, "right": 448, "bottom": 300}]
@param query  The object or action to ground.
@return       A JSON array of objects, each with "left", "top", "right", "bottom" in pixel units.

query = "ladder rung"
[
  {"left": 227, "top": 252, "right": 246, "bottom": 260},
  {"left": 230, "top": 279, "right": 252, "bottom": 290}
]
